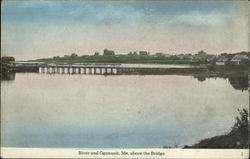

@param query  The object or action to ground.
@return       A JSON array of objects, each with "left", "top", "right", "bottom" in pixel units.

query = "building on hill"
[
  {"left": 216, "top": 56, "right": 229, "bottom": 66},
  {"left": 139, "top": 51, "right": 150, "bottom": 55},
  {"left": 71, "top": 53, "right": 78, "bottom": 57},
  {"left": 231, "top": 54, "right": 249, "bottom": 65},
  {"left": 103, "top": 49, "right": 115, "bottom": 55},
  {"left": 53, "top": 56, "right": 60, "bottom": 59},
  {"left": 155, "top": 52, "right": 165, "bottom": 56}
]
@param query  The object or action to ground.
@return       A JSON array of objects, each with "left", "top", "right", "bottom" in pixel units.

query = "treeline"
[
  {"left": 33, "top": 55, "right": 191, "bottom": 64},
  {"left": 31, "top": 51, "right": 250, "bottom": 66},
  {"left": 0, "top": 56, "right": 16, "bottom": 73}
]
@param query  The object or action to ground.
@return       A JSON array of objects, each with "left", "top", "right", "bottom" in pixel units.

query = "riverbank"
[
  {"left": 31, "top": 55, "right": 191, "bottom": 64},
  {"left": 183, "top": 109, "right": 248, "bottom": 149}
]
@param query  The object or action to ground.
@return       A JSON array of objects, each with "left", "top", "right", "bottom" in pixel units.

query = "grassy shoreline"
[{"left": 30, "top": 55, "right": 192, "bottom": 64}]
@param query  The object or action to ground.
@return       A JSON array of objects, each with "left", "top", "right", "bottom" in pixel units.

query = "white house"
[
  {"left": 231, "top": 55, "right": 249, "bottom": 65},
  {"left": 215, "top": 56, "right": 229, "bottom": 66}
]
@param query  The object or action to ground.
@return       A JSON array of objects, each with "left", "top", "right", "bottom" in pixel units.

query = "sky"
[{"left": 1, "top": 0, "right": 249, "bottom": 60}]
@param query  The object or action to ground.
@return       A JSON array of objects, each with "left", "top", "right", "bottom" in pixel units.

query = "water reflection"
[
  {"left": 193, "top": 74, "right": 249, "bottom": 91},
  {"left": 1, "top": 72, "right": 248, "bottom": 91},
  {"left": 1, "top": 73, "right": 248, "bottom": 148},
  {"left": 228, "top": 76, "right": 249, "bottom": 91},
  {"left": 194, "top": 75, "right": 206, "bottom": 82},
  {"left": 1, "top": 72, "right": 16, "bottom": 81}
]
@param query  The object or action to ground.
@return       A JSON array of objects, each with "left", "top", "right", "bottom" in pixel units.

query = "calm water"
[
  {"left": 120, "top": 63, "right": 197, "bottom": 68},
  {"left": 73, "top": 63, "right": 196, "bottom": 68},
  {"left": 1, "top": 73, "right": 248, "bottom": 148}
]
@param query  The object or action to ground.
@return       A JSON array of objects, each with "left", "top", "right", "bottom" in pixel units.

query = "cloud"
[
  {"left": 67, "top": 4, "right": 143, "bottom": 26},
  {"left": 168, "top": 11, "right": 228, "bottom": 27},
  {"left": 1, "top": 1, "right": 249, "bottom": 60}
]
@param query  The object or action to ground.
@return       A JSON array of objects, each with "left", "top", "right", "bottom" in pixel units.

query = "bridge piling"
[
  {"left": 41, "top": 67, "right": 45, "bottom": 73},
  {"left": 72, "top": 68, "right": 76, "bottom": 74},
  {"left": 51, "top": 67, "right": 55, "bottom": 74},
  {"left": 56, "top": 67, "right": 60, "bottom": 74},
  {"left": 89, "top": 68, "right": 92, "bottom": 74},
  {"left": 62, "top": 68, "right": 65, "bottom": 74}
]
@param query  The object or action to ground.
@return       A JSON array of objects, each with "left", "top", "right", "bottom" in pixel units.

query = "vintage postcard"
[{"left": 1, "top": 0, "right": 249, "bottom": 158}]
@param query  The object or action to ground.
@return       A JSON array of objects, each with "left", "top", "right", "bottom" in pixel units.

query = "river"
[{"left": 1, "top": 72, "right": 248, "bottom": 148}]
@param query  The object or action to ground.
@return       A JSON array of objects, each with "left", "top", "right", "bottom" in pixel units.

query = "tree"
[
  {"left": 230, "top": 108, "right": 248, "bottom": 140},
  {"left": 197, "top": 50, "right": 207, "bottom": 55}
]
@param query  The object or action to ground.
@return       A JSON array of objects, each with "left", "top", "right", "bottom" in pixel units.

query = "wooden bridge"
[
  {"left": 15, "top": 62, "right": 164, "bottom": 75},
  {"left": 39, "top": 65, "right": 128, "bottom": 75},
  {"left": 15, "top": 62, "right": 205, "bottom": 75}
]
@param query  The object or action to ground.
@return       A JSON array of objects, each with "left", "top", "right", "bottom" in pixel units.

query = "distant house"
[
  {"left": 128, "top": 51, "right": 138, "bottom": 55},
  {"left": 139, "top": 51, "right": 150, "bottom": 55},
  {"left": 155, "top": 52, "right": 165, "bottom": 56},
  {"left": 103, "top": 49, "right": 115, "bottom": 55},
  {"left": 94, "top": 52, "right": 99, "bottom": 56},
  {"left": 231, "top": 54, "right": 249, "bottom": 65},
  {"left": 53, "top": 56, "right": 60, "bottom": 59},
  {"left": 177, "top": 54, "right": 185, "bottom": 59},
  {"left": 216, "top": 61, "right": 225, "bottom": 66},
  {"left": 206, "top": 55, "right": 216, "bottom": 62},
  {"left": 71, "top": 53, "right": 78, "bottom": 57},
  {"left": 216, "top": 56, "right": 229, "bottom": 66}
]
